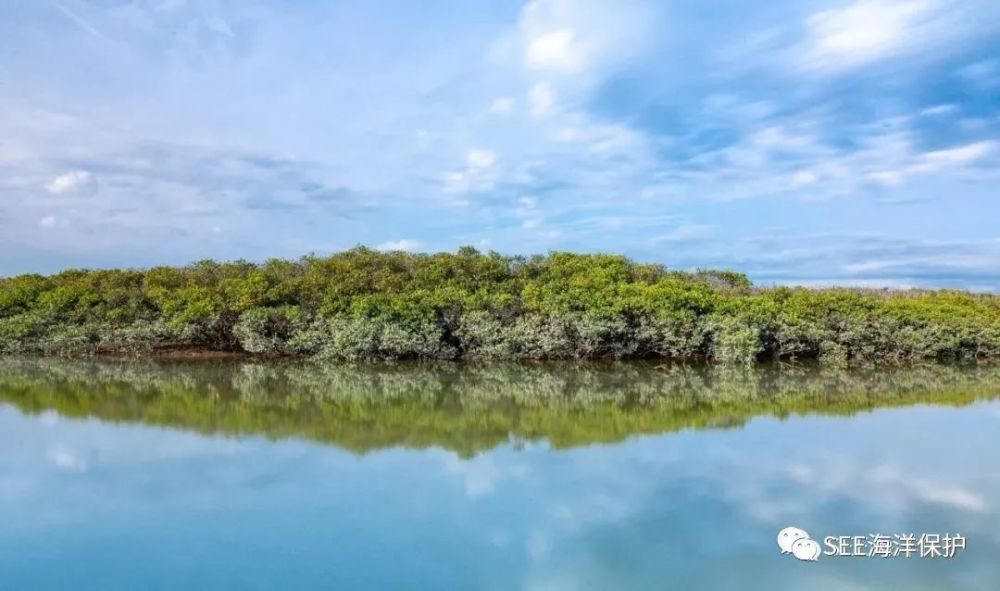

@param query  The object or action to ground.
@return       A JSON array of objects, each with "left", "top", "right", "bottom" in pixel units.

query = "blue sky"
[{"left": 1, "top": 0, "right": 998, "bottom": 289}]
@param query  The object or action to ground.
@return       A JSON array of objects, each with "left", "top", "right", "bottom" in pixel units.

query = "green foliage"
[
  {"left": 233, "top": 306, "right": 308, "bottom": 354},
  {"left": 1, "top": 247, "right": 998, "bottom": 364},
  {"left": 710, "top": 317, "right": 762, "bottom": 365}
]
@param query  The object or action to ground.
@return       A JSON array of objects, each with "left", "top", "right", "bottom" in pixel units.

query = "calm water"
[{"left": 0, "top": 359, "right": 998, "bottom": 590}]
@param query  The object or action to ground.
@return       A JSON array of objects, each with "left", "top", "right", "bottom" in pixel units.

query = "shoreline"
[{"left": 3, "top": 347, "right": 996, "bottom": 368}]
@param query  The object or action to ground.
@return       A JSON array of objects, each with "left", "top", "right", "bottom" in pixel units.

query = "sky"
[{"left": 0, "top": 0, "right": 998, "bottom": 289}]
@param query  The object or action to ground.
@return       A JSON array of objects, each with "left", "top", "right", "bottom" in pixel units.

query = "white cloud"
[
  {"left": 490, "top": 97, "right": 515, "bottom": 114},
  {"left": 444, "top": 453, "right": 528, "bottom": 499},
  {"left": 920, "top": 104, "right": 957, "bottom": 116},
  {"left": 376, "top": 239, "right": 423, "bottom": 252},
  {"left": 587, "top": 125, "right": 641, "bottom": 154},
  {"left": 869, "top": 141, "right": 995, "bottom": 185},
  {"left": 909, "top": 479, "right": 986, "bottom": 511},
  {"left": 528, "top": 82, "right": 555, "bottom": 116},
  {"left": 39, "top": 215, "right": 58, "bottom": 229},
  {"left": 842, "top": 251, "right": 999, "bottom": 274},
  {"left": 867, "top": 170, "right": 904, "bottom": 186},
  {"left": 45, "top": 170, "right": 95, "bottom": 194},
  {"left": 800, "top": 0, "right": 935, "bottom": 71},
  {"left": 466, "top": 149, "right": 497, "bottom": 169},
  {"left": 553, "top": 127, "right": 580, "bottom": 142},
  {"left": 921, "top": 141, "right": 993, "bottom": 164},
  {"left": 792, "top": 170, "right": 819, "bottom": 186},
  {"left": 443, "top": 171, "right": 471, "bottom": 194},
  {"left": 445, "top": 454, "right": 501, "bottom": 498},
  {"left": 47, "top": 446, "right": 88, "bottom": 472},
  {"left": 444, "top": 150, "right": 500, "bottom": 196},
  {"left": 515, "top": 196, "right": 545, "bottom": 229},
  {"left": 514, "top": 0, "right": 657, "bottom": 79},
  {"left": 780, "top": 458, "right": 989, "bottom": 515},
  {"left": 525, "top": 29, "right": 581, "bottom": 71}
]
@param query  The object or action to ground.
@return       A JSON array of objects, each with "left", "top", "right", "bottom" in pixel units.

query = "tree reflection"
[{"left": 1, "top": 359, "right": 997, "bottom": 456}]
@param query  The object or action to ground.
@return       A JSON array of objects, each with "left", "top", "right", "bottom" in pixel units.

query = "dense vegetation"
[
  {"left": 1, "top": 247, "right": 998, "bottom": 363},
  {"left": 2, "top": 358, "right": 998, "bottom": 455}
]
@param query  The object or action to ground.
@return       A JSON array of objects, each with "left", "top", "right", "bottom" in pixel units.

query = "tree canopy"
[{"left": 2, "top": 247, "right": 998, "bottom": 363}]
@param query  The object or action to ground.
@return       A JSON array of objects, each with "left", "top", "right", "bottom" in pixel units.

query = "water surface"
[{"left": 0, "top": 359, "right": 998, "bottom": 590}]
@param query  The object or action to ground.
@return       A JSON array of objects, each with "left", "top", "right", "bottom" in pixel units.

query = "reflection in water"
[
  {"left": 0, "top": 359, "right": 999, "bottom": 590},
  {"left": 1, "top": 358, "right": 998, "bottom": 454}
]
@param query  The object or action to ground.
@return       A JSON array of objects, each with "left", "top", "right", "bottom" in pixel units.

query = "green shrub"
[
  {"left": 711, "top": 318, "right": 762, "bottom": 365},
  {"left": 1, "top": 248, "right": 998, "bottom": 363},
  {"left": 233, "top": 306, "right": 307, "bottom": 354}
]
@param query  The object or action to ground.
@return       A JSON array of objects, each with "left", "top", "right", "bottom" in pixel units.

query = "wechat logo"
[{"left": 777, "top": 527, "right": 821, "bottom": 561}]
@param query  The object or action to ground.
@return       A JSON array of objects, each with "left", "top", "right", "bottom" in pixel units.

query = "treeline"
[{"left": 1, "top": 247, "right": 998, "bottom": 363}]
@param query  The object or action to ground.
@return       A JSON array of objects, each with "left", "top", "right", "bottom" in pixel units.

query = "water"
[{"left": 0, "top": 359, "right": 998, "bottom": 590}]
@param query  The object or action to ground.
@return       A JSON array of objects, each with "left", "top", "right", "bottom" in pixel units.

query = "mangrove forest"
[{"left": 1, "top": 247, "right": 998, "bottom": 363}]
